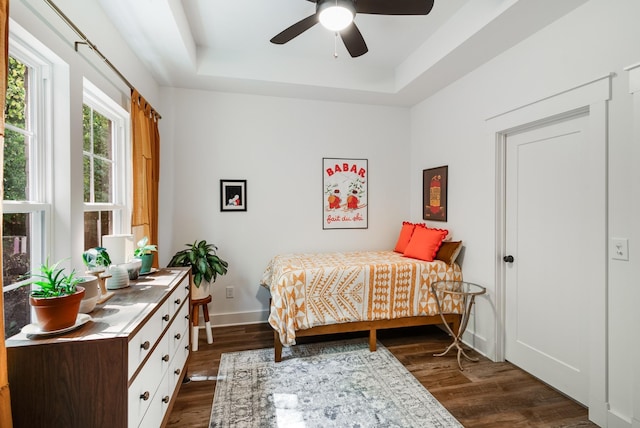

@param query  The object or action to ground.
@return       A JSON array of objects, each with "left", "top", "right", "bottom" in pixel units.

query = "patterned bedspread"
[{"left": 260, "top": 250, "right": 463, "bottom": 346}]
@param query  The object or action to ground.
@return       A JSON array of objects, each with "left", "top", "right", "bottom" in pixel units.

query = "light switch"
[{"left": 611, "top": 238, "right": 629, "bottom": 261}]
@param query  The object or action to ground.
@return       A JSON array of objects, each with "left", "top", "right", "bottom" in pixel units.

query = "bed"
[{"left": 260, "top": 249, "right": 464, "bottom": 362}]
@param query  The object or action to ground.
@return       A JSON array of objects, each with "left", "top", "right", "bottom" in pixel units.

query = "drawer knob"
[
  {"left": 185, "top": 345, "right": 189, "bottom": 350},
  {"left": 140, "top": 391, "right": 150, "bottom": 401},
  {"left": 174, "top": 368, "right": 181, "bottom": 375},
  {"left": 175, "top": 333, "right": 181, "bottom": 340},
  {"left": 163, "top": 314, "right": 170, "bottom": 321},
  {"left": 140, "top": 341, "right": 150, "bottom": 351},
  {"left": 162, "top": 354, "right": 170, "bottom": 362},
  {"left": 185, "top": 314, "right": 190, "bottom": 320},
  {"left": 162, "top": 395, "right": 170, "bottom": 404},
  {"left": 175, "top": 298, "right": 181, "bottom": 305}
]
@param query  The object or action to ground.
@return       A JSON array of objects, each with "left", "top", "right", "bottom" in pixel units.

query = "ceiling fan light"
[{"left": 318, "top": 1, "right": 354, "bottom": 32}]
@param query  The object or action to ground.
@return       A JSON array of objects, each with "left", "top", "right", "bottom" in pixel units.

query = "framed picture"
[
  {"left": 220, "top": 180, "right": 247, "bottom": 212},
  {"left": 423, "top": 166, "right": 447, "bottom": 221},
  {"left": 323, "top": 158, "right": 368, "bottom": 229}
]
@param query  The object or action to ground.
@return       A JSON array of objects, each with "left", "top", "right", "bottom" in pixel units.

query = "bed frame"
[{"left": 273, "top": 313, "right": 461, "bottom": 362}]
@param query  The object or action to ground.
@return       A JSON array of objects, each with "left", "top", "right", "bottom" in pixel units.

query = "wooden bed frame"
[{"left": 273, "top": 313, "right": 461, "bottom": 362}]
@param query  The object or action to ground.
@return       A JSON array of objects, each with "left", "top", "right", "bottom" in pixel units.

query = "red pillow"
[
  {"left": 403, "top": 227, "right": 449, "bottom": 261},
  {"left": 393, "top": 222, "right": 426, "bottom": 253}
]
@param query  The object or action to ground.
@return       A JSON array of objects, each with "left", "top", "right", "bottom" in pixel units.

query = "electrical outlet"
[
  {"left": 225, "top": 286, "right": 234, "bottom": 298},
  {"left": 611, "top": 238, "right": 629, "bottom": 261}
]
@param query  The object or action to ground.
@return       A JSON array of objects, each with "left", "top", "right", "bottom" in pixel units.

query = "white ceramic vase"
[{"left": 191, "top": 279, "right": 211, "bottom": 300}]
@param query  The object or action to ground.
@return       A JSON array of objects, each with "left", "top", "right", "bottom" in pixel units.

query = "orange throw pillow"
[
  {"left": 394, "top": 222, "right": 416, "bottom": 253},
  {"left": 404, "top": 227, "right": 449, "bottom": 261}
]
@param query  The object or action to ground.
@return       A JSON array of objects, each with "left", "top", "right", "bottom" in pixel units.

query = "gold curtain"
[
  {"left": 131, "top": 90, "right": 160, "bottom": 267},
  {"left": 0, "top": 0, "right": 13, "bottom": 426}
]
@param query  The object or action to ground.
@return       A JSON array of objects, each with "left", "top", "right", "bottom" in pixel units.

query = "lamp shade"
[
  {"left": 101, "top": 234, "right": 134, "bottom": 265},
  {"left": 317, "top": 0, "right": 355, "bottom": 32}
]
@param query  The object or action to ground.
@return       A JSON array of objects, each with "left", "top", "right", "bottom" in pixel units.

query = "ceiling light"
[{"left": 317, "top": 0, "right": 355, "bottom": 32}]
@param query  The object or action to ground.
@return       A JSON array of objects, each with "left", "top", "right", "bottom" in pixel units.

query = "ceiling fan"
[{"left": 270, "top": 0, "right": 435, "bottom": 58}]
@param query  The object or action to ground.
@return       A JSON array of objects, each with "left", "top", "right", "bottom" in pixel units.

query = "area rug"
[{"left": 209, "top": 339, "right": 462, "bottom": 427}]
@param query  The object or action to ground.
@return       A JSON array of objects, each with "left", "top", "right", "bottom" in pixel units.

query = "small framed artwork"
[
  {"left": 322, "top": 157, "right": 368, "bottom": 229},
  {"left": 423, "top": 166, "right": 447, "bottom": 221},
  {"left": 220, "top": 180, "right": 247, "bottom": 212}
]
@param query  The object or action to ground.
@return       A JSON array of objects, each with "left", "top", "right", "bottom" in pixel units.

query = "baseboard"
[
  {"left": 608, "top": 408, "right": 633, "bottom": 428},
  {"left": 210, "top": 309, "right": 269, "bottom": 327},
  {"left": 461, "top": 329, "right": 490, "bottom": 360}
]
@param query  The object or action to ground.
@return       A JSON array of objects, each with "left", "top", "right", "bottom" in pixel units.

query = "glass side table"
[{"left": 431, "top": 280, "right": 486, "bottom": 370}]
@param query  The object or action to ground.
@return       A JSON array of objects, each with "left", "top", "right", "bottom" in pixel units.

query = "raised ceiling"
[{"left": 98, "top": 0, "right": 588, "bottom": 106}]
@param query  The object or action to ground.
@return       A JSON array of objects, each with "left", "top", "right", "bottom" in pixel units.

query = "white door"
[{"left": 505, "top": 112, "right": 596, "bottom": 406}]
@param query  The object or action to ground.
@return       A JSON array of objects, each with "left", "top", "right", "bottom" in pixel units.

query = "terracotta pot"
[{"left": 30, "top": 286, "right": 85, "bottom": 332}]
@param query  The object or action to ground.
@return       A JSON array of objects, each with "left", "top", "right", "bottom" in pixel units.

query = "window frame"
[
  {"left": 3, "top": 32, "right": 54, "bottom": 287},
  {"left": 82, "top": 78, "right": 132, "bottom": 242}
]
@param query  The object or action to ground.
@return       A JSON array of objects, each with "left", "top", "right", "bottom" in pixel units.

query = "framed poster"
[
  {"left": 323, "top": 158, "right": 368, "bottom": 229},
  {"left": 423, "top": 166, "right": 447, "bottom": 221},
  {"left": 220, "top": 180, "right": 247, "bottom": 212}
]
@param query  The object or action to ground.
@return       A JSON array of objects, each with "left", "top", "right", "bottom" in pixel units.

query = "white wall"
[
  {"left": 409, "top": 0, "right": 639, "bottom": 425},
  {"left": 158, "top": 89, "right": 411, "bottom": 325}
]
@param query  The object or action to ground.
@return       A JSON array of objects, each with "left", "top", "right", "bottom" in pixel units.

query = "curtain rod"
[{"left": 43, "top": 0, "right": 162, "bottom": 119}]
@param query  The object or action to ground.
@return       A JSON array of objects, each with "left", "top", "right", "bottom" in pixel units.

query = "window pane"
[
  {"left": 84, "top": 211, "right": 113, "bottom": 249},
  {"left": 3, "top": 287, "right": 30, "bottom": 339},
  {"left": 83, "top": 155, "right": 90, "bottom": 202},
  {"left": 5, "top": 56, "right": 27, "bottom": 130},
  {"left": 83, "top": 104, "right": 91, "bottom": 152},
  {"left": 92, "top": 110, "right": 112, "bottom": 159},
  {"left": 94, "top": 158, "right": 112, "bottom": 203},
  {"left": 3, "top": 213, "right": 31, "bottom": 283},
  {"left": 3, "top": 212, "right": 32, "bottom": 339},
  {"left": 3, "top": 128, "right": 28, "bottom": 201}
]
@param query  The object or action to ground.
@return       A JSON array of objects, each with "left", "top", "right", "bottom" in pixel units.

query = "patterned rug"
[{"left": 209, "top": 339, "right": 462, "bottom": 427}]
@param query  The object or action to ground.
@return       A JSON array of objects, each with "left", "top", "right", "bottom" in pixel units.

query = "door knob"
[{"left": 503, "top": 255, "right": 514, "bottom": 263}]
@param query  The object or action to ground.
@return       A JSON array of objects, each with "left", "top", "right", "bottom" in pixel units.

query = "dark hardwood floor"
[{"left": 166, "top": 323, "right": 596, "bottom": 428}]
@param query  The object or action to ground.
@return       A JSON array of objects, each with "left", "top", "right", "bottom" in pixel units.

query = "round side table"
[{"left": 431, "top": 280, "right": 486, "bottom": 370}]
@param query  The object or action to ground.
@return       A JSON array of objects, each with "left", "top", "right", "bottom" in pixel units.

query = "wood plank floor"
[{"left": 166, "top": 323, "right": 597, "bottom": 428}]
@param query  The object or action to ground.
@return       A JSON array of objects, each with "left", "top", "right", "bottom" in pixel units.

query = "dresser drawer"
[
  {"left": 128, "top": 330, "right": 170, "bottom": 427},
  {"left": 127, "top": 297, "right": 172, "bottom": 380},
  {"left": 168, "top": 276, "right": 190, "bottom": 318},
  {"left": 168, "top": 301, "right": 190, "bottom": 357}
]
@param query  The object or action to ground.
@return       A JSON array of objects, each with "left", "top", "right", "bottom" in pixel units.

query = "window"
[
  {"left": 3, "top": 45, "right": 51, "bottom": 338},
  {"left": 82, "top": 80, "right": 130, "bottom": 250}
]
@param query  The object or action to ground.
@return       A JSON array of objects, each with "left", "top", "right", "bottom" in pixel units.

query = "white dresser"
[{"left": 6, "top": 267, "right": 191, "bottom": 428}]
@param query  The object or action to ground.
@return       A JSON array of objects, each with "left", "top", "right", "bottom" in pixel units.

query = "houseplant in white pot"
[
  {"left": 21, "top": 258, "right": 85, "bottom": 331},
  {"left": 82, "top": 247, "right": 111, "bottom": 273},
  {"left": 167, "top": 240, "right": 228, "bottom": 299}
]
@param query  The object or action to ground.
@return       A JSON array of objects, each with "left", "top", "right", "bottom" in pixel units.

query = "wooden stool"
[{"left": 190, "top": 295, "right": 213, "bottom": 351}]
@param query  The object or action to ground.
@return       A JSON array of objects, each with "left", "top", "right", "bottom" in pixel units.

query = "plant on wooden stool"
[
  {"left": 168, "top": 240, "right": 228, "bottom": 351},
  {"left": 167, "top": 239, "right": 228, "bottom": 290}
]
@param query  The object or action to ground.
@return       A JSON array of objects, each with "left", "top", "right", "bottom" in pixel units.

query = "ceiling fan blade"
[
  {"left": 339, "top": 23, "right": 368, "bottom": 58},
  {"left": 270, "top": 14, "right": 319, "bottom": 44},
  {"left": 355, "top": 0, "right": 434, "bottom": 15}
]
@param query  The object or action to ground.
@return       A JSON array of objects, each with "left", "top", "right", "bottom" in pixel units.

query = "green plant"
[
  {"left": 134, "top": 236, "right": 157, "bottom": 257},
  {"left": 167, "top": 240, "right": 228, "bottom": 287},
  {"left": 21, "top": 258, "right": 83, "bottom": 298},
  {"left": 82, "top": 247, "right": 111, "bottom": 270}
]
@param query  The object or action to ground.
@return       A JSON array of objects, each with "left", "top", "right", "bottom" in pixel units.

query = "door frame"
[{"left": 486, "top": 74, "right": 611, "bottom": 426}]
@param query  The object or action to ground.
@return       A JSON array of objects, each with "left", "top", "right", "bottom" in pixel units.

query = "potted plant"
[
  {"left": 167, "top": 240, "right": 228, "bottom": 299},
  {"left": 134, "top": 236, "right": 157, "bottom": 274},
  {"left": 82, "top": 246, "right": 111, "bottom": 273},
  {"left": 21, "top": 258, "right": 86, "bottom": 332}
]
